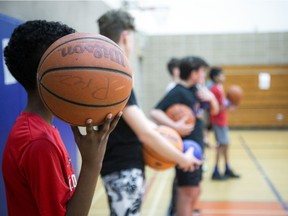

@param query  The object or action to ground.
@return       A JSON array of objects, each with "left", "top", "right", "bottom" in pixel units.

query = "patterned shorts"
[{"left": 102, "top": 168, "right": 145, "bottom": 216}]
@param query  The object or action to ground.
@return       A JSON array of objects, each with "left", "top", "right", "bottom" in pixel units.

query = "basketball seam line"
[
  {"left": 39, "top": 86, "right": 83, "bottom": 126},
  {"left": 39, "top": 83, "right": 130, "bottom": 108},
  {"left": 38, "top": 36, "right": 123, "bottom": 70},
  {"left": 39, "top": 66, "right": 132, "bottom": 79}
]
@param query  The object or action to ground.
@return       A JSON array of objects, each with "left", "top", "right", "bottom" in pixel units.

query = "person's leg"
[
  {"left": 176, "top": 185, "right": 201, "bottom": 216},
  {"left": 203, "top": 128, "right": 211, "bottom": 148},
  {"left": 176, "top": 168, "right": 202, "bottom": 216},
  {"left": 190, "top": 169, "right": 202, "bottom": 213},
  {"left": 212, "top": 125, "right": 227, "bottom": 180},
  {"left": 212, "top": 145, "right": 227, "bottom": 180},
  {"left": 102, "top": 168, "right": 145, "bottom": 216},
  {"left": 224, "top": 143, "right": 240, "bottom": 178},
  {"left": 214, "top": 143, "right": 221, "bottom": 171},
  {"left": 191, "top": 185, "right": 201, "bottom": 211},
  {"left": 192, "top": 186, "right": 201, "bottom": 216},
  {"left": 222, "top": 127, "right": 230, "bottom": 167},
  {"left": 212, "top": 125, "right": 219, "bottom": 176},
  {"left": 176, "top": 186, "right": 194, "bottom": 216},
  {"left": 223, "top": 144, "right": 229, "bottom": 165},
  {"left": 220, "top": 127, "right": 240, "bottom": 178}
]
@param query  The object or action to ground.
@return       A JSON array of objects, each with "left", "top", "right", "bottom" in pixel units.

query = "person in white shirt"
[{"left": 166, "top": 58, "right": 181, "bottom": 92}]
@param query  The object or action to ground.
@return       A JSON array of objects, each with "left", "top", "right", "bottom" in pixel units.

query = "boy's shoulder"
[
  {"left": 164, "top": 84, "right": 196, "bottom": 103},
  {"left": 10, "top": 112, "right": 57, "bottom": 144},
  {"left": 210, "top": 84, "right": 221, "bottom": 93},
  {"left": 169, "top": 84, "right": 190, "bottom": 94}
]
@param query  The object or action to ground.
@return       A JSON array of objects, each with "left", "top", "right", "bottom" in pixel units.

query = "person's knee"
[
  {"left": 218, "top": 144, "right": 227, "bottom": 151},
  {"left": 177, "top": 186, "right": 199, "bottom": 200}
]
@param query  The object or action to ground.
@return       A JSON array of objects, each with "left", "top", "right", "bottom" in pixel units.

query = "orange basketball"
[
  {"left": 166, "top": 103, "right": 195, "bottom": 125},
  {"left": 37, "top": 33, "right": 132, "bottom": 126},
  {"left": 143, "top": 125, "right": 183, "bottom": 170},
  {"left": 226, "top": 85, "right": 243, "bottom": 105}
]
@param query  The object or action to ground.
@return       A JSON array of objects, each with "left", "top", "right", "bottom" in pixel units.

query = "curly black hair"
[
  {"left": 97, "top": 9, "right": 135, "bottom": 43},
  {"left": 179, "top": 56, "right": 209, "bottom": 80},
  {"left": 4, "top": 20, "right": 76, "bottom": 91},
  {"left": 209, "top": 67, "right": 223, "bottom": 82}
]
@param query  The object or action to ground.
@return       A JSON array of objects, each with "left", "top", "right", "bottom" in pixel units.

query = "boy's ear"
[
  {"left": 190, "top": 70, "right": 198, "bottom": 80},
  {"left": 120, "top": 30, "right": 129, "bottom": 46}
]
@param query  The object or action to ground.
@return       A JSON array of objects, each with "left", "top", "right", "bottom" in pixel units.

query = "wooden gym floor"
[{"left": 88, "top": 130, "right": 288, "bottom": 216}]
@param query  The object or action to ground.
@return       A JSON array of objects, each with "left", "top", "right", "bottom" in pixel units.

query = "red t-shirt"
[
  {"left": 210, "top": 84, "right": 227, "bottom": 126},
  {"left": 2, "top": 112, "right": 76, "bottom": 216}
]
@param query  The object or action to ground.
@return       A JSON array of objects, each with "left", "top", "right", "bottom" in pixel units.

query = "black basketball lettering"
[
  {"left": 59, "top": 46, "right": 74, "bottom": 57},
  {"left": 92, "top": 45, "right": 108, "bottom": 59},
  {"left": 109, "top": 49, "right": 125, "bottom": 67},
  {"left": 73, "top": 44, "right": 84, "bottom": 54},
  {"left": 100, "top": 45, "right": 109, "bottom": 58},
  {"left": 39, "top": 35, "right": 125, "bottom": 70},
  {"left": 83, "top": 44, "right": 96, "bottom": 53}
]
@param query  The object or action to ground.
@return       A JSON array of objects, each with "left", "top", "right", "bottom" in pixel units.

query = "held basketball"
[
  {"left": 183, "top": 139, "right": 203, "bottom": 160},
  {"left": 166, "top": 103, "right": 195, "bottom": 125},
  {"left": 226, "top": 85, "right": 243, "bottom": 106},
  {"left": 143, "top": 125, "right": 183, "bottom": 170},
  {"left": 37, "top": 33, "right": 132, "bottom": 126}
]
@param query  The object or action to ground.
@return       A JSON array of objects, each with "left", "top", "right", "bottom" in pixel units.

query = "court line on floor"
[
  {"left": 146, "top": 170, "right": 171, "bottom": 216},
  {"left": 203, "top": 209, "right": 287, "bottom": 215},
  {"left": 239, "top": 135, "right": 288, "bottom": 212}
]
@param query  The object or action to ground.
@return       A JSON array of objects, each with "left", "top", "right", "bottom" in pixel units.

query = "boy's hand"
[
  {"left": 224, "top": 98, "right": 231, "bottom": 108},
  {"left": 229, "top": 105, "right": 238, "bottom": 111},
  {"left": 178, "top": 148, "right": 202, "bottom": 172},
  {"left": 71, "top": 112, "right": 122, "bottom": 166},
  {"left": 173, "top": 116, "right": 194, "bottom": 136},
  {"left": 197, "top": 86, "right": 214, "bottom": 102}
]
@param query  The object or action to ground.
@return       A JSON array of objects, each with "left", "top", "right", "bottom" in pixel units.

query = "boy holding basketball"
[
  {"left": 209, "top": 67, "right": 240, "bottom": 180},
  {"left": 150, "top": 56, "right": 219, "bottom": 216},
  {"left": 2, "top": 20, "right": 121, "bottom": 216},
  {"left": 97, "top": 10, "right": 201, "bottom": 216}
]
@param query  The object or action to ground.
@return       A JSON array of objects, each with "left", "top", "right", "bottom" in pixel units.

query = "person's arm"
[
  {"left": 227, "top": 104, "right": 238, "bottom": 111},
  {"left": 123, "top": 105, "right": 200, "bottom": 171},
  {"left": 66, "top": 112, "right": 122, "bottom": 216},
  {"left": 150, "top": 109, "right": 193, "bottom": 136},
  {"left": 208, "top": 93, "right": 219, "bottom": 115},
  {"left": 197, "top": 86, "right": 219, "bottom": 115}
]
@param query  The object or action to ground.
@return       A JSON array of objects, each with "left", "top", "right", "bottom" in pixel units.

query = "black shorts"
[{"left": 176, "top": 166, "right": 202, "bottom": 186}]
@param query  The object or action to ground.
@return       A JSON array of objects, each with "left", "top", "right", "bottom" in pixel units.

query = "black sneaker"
[
  {"left": 211, "top": 172, "right": 228, "bottom": 180},
  {"left": 225, "top": 169, "right": 240, "bottom": 178}
]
